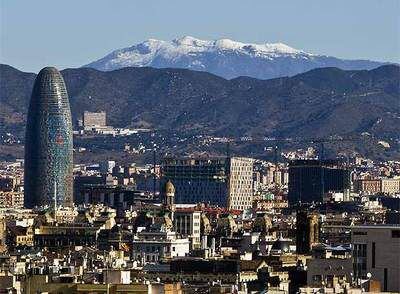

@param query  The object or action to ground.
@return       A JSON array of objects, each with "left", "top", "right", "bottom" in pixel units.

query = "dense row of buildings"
[{"left": 0, "top": 66, "right": 398, "bottom": 293}]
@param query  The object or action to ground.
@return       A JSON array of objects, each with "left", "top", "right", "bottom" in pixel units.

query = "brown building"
[
  {"left": 354, "top": 178, "right": 400, "bottom": 195},
  {"left": 296, "top": 210, "right": 320, "bottom": 254},
  {"left": 354, "top": 179, "right": 381, "bottom": 194}
]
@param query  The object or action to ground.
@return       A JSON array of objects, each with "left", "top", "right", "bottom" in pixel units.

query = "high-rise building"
[
  {"left": 24, "top": 67, "right": 73, "bottom": 208},
  {"left": 161, "top": 156, "right": 253, "bottom": 210},
  {"left": 288, "top": 159, "right": 350, "bottom": 205}
]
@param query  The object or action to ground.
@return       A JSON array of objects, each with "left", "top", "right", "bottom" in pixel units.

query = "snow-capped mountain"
[{"left": 84, "top": 36, "right": 385, "bottom": 79}]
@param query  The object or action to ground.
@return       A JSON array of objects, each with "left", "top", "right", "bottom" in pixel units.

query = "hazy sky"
[{"left": 1, "top": 0, "right": 399, "bottom": 73}]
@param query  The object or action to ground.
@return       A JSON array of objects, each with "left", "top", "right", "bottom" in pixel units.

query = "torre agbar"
[{"left": 24, "top": 67, "right": 73, "bottom": 208}]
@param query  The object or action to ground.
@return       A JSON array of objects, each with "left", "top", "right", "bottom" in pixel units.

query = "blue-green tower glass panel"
[{"left": 24, "top": 67, "right": 73, "bottom": 208}]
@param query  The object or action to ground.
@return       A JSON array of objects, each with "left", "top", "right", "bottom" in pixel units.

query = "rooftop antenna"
[
  {"left": 153, "top": 148, "right": 156, "bottom": 199},
  {"left": 274, "top": 145, "right": 279, "bottom": 192},
  {"left": 319, "top": 142, "right": 325, "bottom": 201}
]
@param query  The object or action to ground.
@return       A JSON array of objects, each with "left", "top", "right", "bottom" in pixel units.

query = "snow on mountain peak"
[
  {"left": 93, "top": 36, "right": 307, "bottom": 68},
  {"left": 173, "top": 36, "right": 209, "bottom": 47},
  {"left": 84, "top": 36, "right": 383, "bottom": 79}
]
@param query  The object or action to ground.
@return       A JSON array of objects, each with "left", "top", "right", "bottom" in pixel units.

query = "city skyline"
[{"left": 0, "top": 1, "right": 399, "bottom": 292}]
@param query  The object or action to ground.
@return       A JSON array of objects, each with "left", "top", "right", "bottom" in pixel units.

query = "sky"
[{"left": 1, "top": 0, "right": 399, "bottom": 73}]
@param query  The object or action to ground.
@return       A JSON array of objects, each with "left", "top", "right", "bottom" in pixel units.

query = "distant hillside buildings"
[
  {"left": 354, "top": 178, "right": 400, "bottom": 195},
  {"left": 82, "top": 111, "right": 107, "bottom": 129}
]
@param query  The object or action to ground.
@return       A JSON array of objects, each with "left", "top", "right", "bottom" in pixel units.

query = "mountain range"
[
  {"left": 1, "top": 64, "right": 399, "bottom": 146},
  {"left": 84, "top": 36, "right": 387, "bottom": 79}
]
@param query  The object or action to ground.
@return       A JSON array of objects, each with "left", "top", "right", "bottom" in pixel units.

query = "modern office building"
[
  {"left": 161, "top": 157, "right": 253, "bottom": 210},
  {"left": 24, "top": 67, "right": 73, "bottom": 208},
  {"left": 351, "top": 225, "right": 400, "bottom": 292},
  {"left": 288, "top": 160, "right": 350, "bottom": 205}
]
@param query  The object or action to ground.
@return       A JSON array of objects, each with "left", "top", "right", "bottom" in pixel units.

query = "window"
[
  {"left": 372, "top": 242, "right": 375, "bottom": 268},
  {"left": 392, "top": 230, "right": 400, "bottom": 238},
  {"left": 384, "top": 268, "right": 388, "bottom": 292}
]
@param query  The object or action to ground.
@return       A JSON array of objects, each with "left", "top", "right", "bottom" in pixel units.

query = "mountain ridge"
[
  {"left": 84, "top": 36, "right": 387, "bottom": 79},
  {"left": 1, "top": 63, "right": 399, "bottom": 145}
]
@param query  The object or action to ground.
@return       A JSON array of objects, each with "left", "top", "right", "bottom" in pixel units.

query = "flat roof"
[{"left": 351, "top": 224, "right": 400, "bottom": 229}]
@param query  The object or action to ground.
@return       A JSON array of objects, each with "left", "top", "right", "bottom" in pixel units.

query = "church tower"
[{"left": 164, "top": 180, "right": 175, "bottom": 207}]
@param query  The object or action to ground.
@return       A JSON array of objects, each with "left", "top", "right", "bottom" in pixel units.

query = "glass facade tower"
[{"left": 24, "top": 67, "right": 73, "bottom": 208}]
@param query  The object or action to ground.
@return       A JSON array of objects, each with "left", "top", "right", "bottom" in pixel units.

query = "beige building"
[
  {"left": 83, "top": 111, "right": 106, "bottom": 128},
  {"left": 0, "top": 191, "right": 24, "bottom": 208},
  {"left": 228, "top": 157, "right": 254, "bottom": 210},
  {"left": 351, "top": 225, "right": 400, "bottom": 292},
  {"left": 380, "top": 178, "right": 400, "bottom": 194}
]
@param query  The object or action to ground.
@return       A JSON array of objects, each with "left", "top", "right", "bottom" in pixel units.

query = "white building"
[
  {"left": 132, "top": 231, "right": 189, "bottom": 264},
  {"left": 174, "top": 208, "right": 201, "bottom": 249}
]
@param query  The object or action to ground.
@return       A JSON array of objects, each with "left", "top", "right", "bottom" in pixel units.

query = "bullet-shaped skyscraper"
[{"left": 24, "top": 67, "right": 73, "bottom": 208}]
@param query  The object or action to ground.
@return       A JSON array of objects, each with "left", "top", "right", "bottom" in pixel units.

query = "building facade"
[
  {"left": 354, "top": 178, "right": 400, "bottom": 195},
  {"left": 296, "top": 210, "right": 320, "bottom": 254},
  {"left": 288, "top": 160, "right": 350, "bottom": 204},
  {"left": 380, "top": 178, "right": 400, "bottom": 194},
  {"left": 82, "top": 111, "right": 106, "bottom": 129},
  {"left": 354, "top": 179, "right": 381, "bottom": 194},
  {"left": 228, "top": 157, "right": 254, "bottom": 210},
  {"left": 351, "top": 225, "right": 400, "bottom": 292},
  {"left": 174, "top": 209, "right": 201, "bottom": 249},
  {"left": 131, "top": 231, "right": 190, "bottom": 264},
  {"left": 0, "top": 191, "right": 24, "bottom": 209},
  {"left": 24, "top": 67, "right": 73, "bottom": 208},
  {"left": 161, "top": 157, "right": 253, "bottom": 210}
]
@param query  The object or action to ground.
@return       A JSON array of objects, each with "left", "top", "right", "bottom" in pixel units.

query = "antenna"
[
  {"left": 319, "top": 142, "right": 325, "bottom": 201},
  {"left": 274, "top": 145, "right": 279, "bottom": 191},
  {"left": 153, "top": 148, "right": 156, "bottom": 199},
  {"left": 54, "top": 181, "right": 57, "bottom": 212}
]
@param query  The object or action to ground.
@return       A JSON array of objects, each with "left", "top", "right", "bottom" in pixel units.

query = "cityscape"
[{"left": 0, "top": 1, "right": 399, "bottom": 293}]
